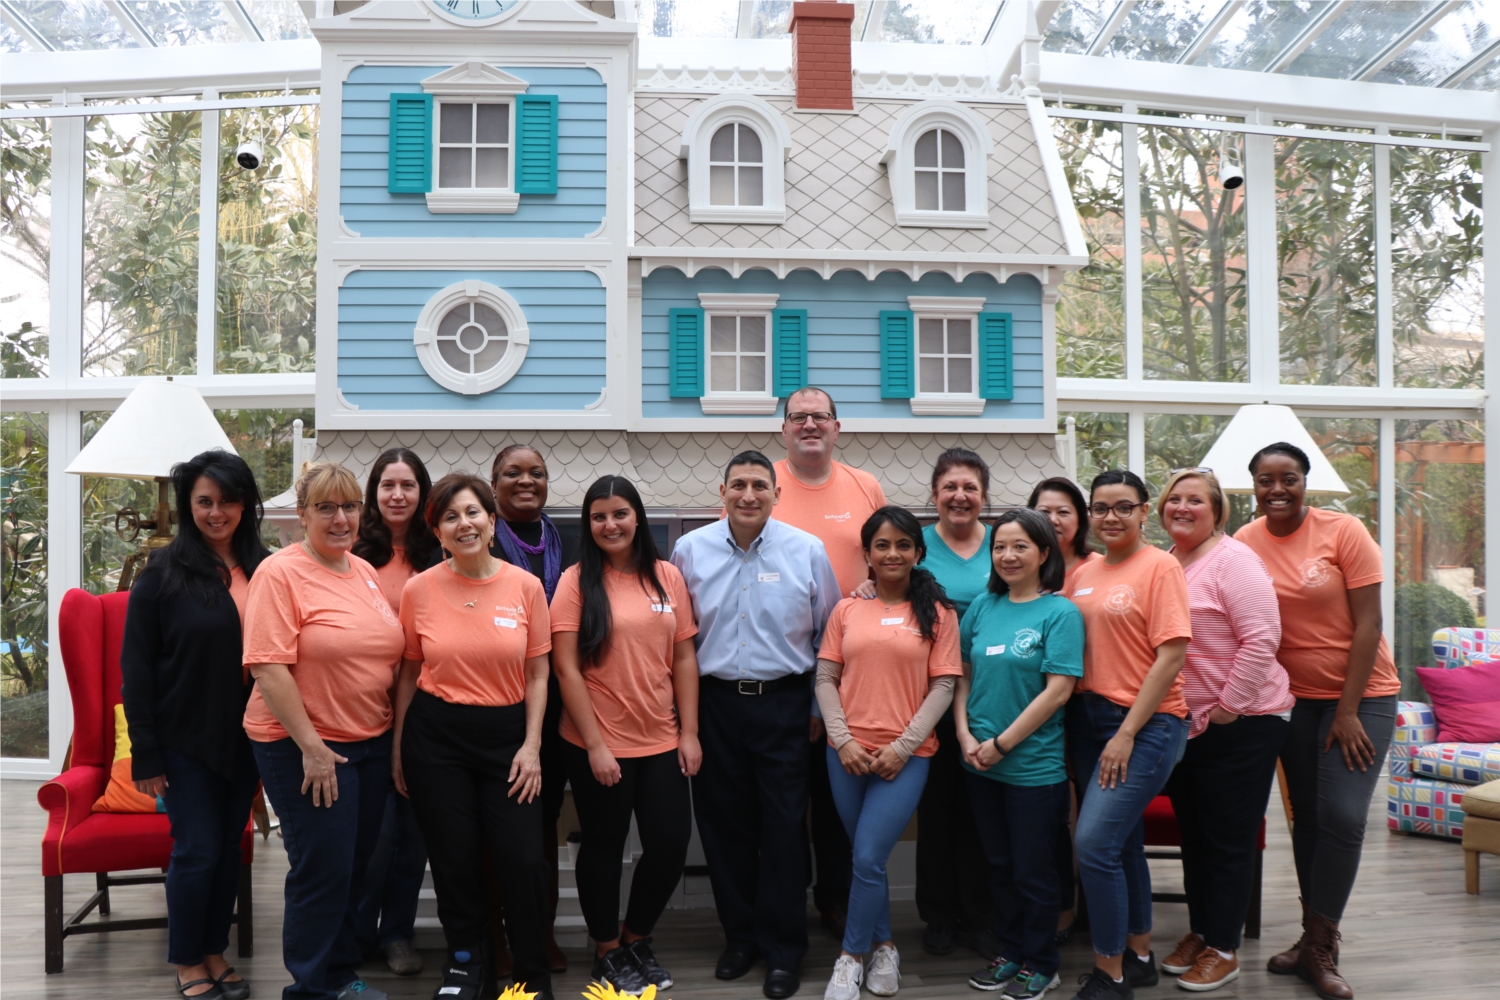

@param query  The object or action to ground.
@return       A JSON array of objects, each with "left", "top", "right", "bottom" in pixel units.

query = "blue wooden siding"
[
  {"left": 641, "top": 269, "right": 1045, "bottom": 420},
  {"left": 341, "top": 66, "right": 606, "bottom": 238},
  {"left": 338, "top": 269, "right": 605, "bottom": 411}
]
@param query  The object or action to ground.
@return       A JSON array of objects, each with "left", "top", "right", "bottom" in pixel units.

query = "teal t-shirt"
[
  {"left": 959, "top": 591, "right": 1084, "bottom": 786},
  {"left": 921, "top": 523, "right": 993, "bottom": 619}
]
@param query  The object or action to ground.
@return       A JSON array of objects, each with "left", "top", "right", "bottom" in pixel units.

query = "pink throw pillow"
[{"left": 1415, "top": 661, "right": 1500, "bottom": 744}]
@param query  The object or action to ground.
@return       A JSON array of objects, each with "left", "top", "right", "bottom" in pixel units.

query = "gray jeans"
[{"left": 1280, "top": 695, "right": 1397, "bottom": 922}]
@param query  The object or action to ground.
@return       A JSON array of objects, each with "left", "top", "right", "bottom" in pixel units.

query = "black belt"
[{"left": 702, "top": 674, "right": 808, "bottom": 696}]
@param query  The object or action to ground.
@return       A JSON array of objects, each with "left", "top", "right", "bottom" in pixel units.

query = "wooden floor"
[{"left": 4, "top": 775, "right": 1497, "bottom": 1000}]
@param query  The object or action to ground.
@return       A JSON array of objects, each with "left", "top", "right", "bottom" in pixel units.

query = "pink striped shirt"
[{"left": 1177, "top": 535, "right": 1294, "bottom": 738}]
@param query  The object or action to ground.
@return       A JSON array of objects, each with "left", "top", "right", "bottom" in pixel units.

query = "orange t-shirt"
[
  {"left": 551, "top": 561, "right": 698, "bottom": 758},
  {"left": 242, "top": 544, "right": 406, "bottom": 744},
  {"left": 817, "top": 597, "right": 962, "bottom": 757},
  {"left": 400, "top": 561, "right": 552, "bottom": 707},
  {"left": 1062, "top": 551, "right": 1101, "bottom": 596},
  {"left": 374, "top": 546, "right": 416, "bottom": 614},
  {"left": 1068, "top": 546, "right": 1192, "bottom": 718},
  {"left": 772, "top": 459, "right": 887, "bottom": 599},
  {"left": 1235, "top": 507, "right": 1399, "bottom": 700}
]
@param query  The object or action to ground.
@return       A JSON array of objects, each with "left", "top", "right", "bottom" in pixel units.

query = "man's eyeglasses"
[
  {"left": 784, "top": 411, "right": 834, "bottom": 426},
  {"left": 1088, "top": 501, "right": 1148, "bottom": 519},
  {"left": 310, "top": 501, "right": 361, "bottom": 519}
]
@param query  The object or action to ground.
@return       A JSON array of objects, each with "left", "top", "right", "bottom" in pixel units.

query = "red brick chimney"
[{"left": 788, "top": 2, "right": 855, "bottom": 111}]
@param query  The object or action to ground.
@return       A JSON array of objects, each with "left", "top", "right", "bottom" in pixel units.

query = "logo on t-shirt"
[
  {"left": 825, "top": 511, "right": 852, "bottom": 522},
  {"left": 1103, "top": 584, "right": 1137, "bottom": 616},
  {"left": 1012, "top": 627, "right": 1042, "bottom": 657},
  {"left": 1299, "top": 558, "right": 1332, "bottom": 588}
]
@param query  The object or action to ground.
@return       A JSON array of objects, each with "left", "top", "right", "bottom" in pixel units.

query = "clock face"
[{"left": 427, "top": 0, "right": 522, "bottom": 26}]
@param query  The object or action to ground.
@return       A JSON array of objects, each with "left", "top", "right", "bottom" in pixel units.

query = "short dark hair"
[
  {"left": 782, "top": 386, "right": 837, "bottom": 420},
  {"left": 724, "top": 450, "right": 777, "bottom": 485},
  {"left": 931, "top": 447, "right": 990, "bottom": 499},
  {"left": 1249, "top": 441, "right": 1311, "bottom": 477},
  {"left": 1027, "top": 476, "right": 1091, "bottom": 560},
  {"left": 490, "top": 443, "right": 548, "bottom": 487},
  {"left": 425, "top": 471, "right": 497, "bottom": 530},
  {"left": 1090, "top": 469, "right": 1149, "bottom": 504},
  {"left": 987, "top": 508, "right": 1065, "bottom": 597}
]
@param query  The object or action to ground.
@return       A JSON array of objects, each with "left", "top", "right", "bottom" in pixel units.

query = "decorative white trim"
[
  {"left": 635, "top": 248, "right": 1085, "bottom": 287},
  {"left": 421, "top": 61, "right": 529, "bottom": 97},
  {"left": 638, "top": 64, "right": 795, "bottom": 95},
  {"left": 412, "top": 280, "right": 531, "bottom": 395},
  {"left": 697, "top": 292, "right": 781, "bottom": 310},
  {"left": 882, "top": 100, "right": 994, "bottom": 229},
  {"left": 910, "top": 397, "right": 987, "bottom": 415},
  {"left": 425, "top": 190, "right": 521, "bottom": 213},
  {"left": 907, "top": 295, "right": 986, "bottom": 314},
  {"left": 680, "top": 92, "right": 792, "bottom": 225},
  {"left": 584, "top": 387, "right": 609, "bottom": 410},
  {"left": 700, "top": 395, "right": 780, "bottom": 415},
  {"left": 336, "top": 389, "right": 361, "bottom": 411}
]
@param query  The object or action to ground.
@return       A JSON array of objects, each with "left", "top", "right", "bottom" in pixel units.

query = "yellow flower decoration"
[
  {"left": 583, "top": 983, "right": 658, "bottom": 1000},
  {"left": 498, "top": 985, "right": 538, "bottom": 1000}
]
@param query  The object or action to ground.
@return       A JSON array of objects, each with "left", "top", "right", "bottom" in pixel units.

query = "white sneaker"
[
  {"left": 867, "top": 944, "right": 901, "bottom": 997},
  {"left": 825, "top": 954, "right": 864, "bottom": 1000}
]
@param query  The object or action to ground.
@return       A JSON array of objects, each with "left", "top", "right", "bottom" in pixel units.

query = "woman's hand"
[
  {"left": 1097, "top": 731, "right": 1135, "bottom": 790},
  {"left": 391, "top": 744, "right": 408, "bottom": 798},
  {"left": 133, "top": 775, "right": 167, "bottom": 798},
  {"left": 588, "top": 744, "right": 622, "bottom": 787},
  {"left": 973, "top": 736, "right": 1006, "bottom": 769},
  {"left": 1208, "top": 706, "right": 1240, "bottom": 726},
  {"left": 956, "top": 727, "right": 984, "bottom": 770},
  {"left": 301, "top": 743, "right": 349, "bottom": 806},
  {"left": 678, "top": 732, "right": 703, "bottom": 777},
  {"left": 870, "top": 744, "right": 907, "bottom": 780},
  {"left": 837, "top": 740, "right": 875, "bottom": 776},
  {"left": 1326, "top": 708, "right": 1377, "bottom": 772},
  {"left": 508, "top": 743, "right": 543, "bottom": 803},
  {"left": 852, "top": 579, "right": 877, "bottom": 600}
]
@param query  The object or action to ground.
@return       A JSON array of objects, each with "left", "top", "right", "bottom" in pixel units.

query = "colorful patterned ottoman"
[
  {"left": 1410, "top": 743, "right": 1500, "bottom": 785},
  {"left": 1388, "top": 774, "right": 1471, "bottom": 840},
  {"left": 1431, "top": 628, "right": 1500, "bottom": 670}
]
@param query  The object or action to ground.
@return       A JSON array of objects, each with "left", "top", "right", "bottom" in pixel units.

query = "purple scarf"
[{"left": 494, "top": 514, "right": 563, "bottom": 601}]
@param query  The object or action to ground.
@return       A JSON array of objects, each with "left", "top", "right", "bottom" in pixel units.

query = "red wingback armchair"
[
  {"left": 1142, "top": 794, "right": 1266, "bottom": 940},
  {"left": 38, "top": 587, "right": 254, "bottom": 974}
]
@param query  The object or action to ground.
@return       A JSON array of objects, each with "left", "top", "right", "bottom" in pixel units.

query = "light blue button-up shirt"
[{"left": 671, "top": 517, "right": 841, "bottom": 683}]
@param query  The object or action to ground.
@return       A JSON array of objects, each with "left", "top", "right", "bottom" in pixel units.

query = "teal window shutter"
[
  {"left": 388, "top": 93, "right": 432, "bottom": 194},
  {"left": 668, "top": 308, "right": 705, "bottom": 397},
  {"left": 879, "top": 310, "right": 915, "bottom": 399},
  {"left": 771, "top": 309, "right": 808, "bottom": 397},
  {"left": 515, "top": 94, "right": 559, "bottom": 195},
  {"left": 977, "top": 312, "right": 1013, "bottom": 400}
]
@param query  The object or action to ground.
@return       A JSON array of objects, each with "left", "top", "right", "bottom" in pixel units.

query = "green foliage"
[
  {"left": 1052, "top": 117, "right": 1125, "bottom": 379},
  {"left": 1, "top": 411, "right": 49, "bottom": 758},
  {"left": 1394, "top": 581, "right": 1477, "bottom": 699},
  {"left": 1, "top": 115, "right": 51, "bottom": 378}
]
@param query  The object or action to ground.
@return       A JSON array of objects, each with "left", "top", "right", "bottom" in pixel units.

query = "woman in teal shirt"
[{"left": 955, "top": 508, "right": 1083, "bottom": 999}]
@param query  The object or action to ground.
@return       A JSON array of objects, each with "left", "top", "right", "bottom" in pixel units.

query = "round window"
[
  {"left": 436, "top": 301, "right": 509, "bottom": 375},
  {"left": 413, "top": 280, "right": 531, "bottom": 395}
]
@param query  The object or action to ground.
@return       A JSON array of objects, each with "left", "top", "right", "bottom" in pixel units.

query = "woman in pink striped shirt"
[{"left": 1155, "top": 469, "right": 1293, "bottom": 993}]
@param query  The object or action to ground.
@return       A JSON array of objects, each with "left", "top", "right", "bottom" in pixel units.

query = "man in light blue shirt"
[{"left": 671, "top": 449, "right": 840, "bottom": 999}]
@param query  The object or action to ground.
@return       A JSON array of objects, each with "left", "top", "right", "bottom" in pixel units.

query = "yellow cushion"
[
  {"left": 1463, "top": 777, "right": 1500, "bottom": 822},
  {"left": 91, "top": 704, "right": 165, "bottom": 814}
]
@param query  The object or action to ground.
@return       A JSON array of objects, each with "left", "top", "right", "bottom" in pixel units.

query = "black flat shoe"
[
  {"left": 764, "top": 968, "right": 800, "bottom": 999},
  {"left": 213, "top": 968, "right": 249, "bottom": 1000},
  {"left": 716, "top": 947, "right": 759, "bottom": 980},
  {"left": 922, "top": 922, "right": 956, "bottom": 956},
  {"left": 176, "top": 977, "right": 223, "bottom": 999}
]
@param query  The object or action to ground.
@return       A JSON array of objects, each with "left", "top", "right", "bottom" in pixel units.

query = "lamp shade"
[
  {"left": 65, "top": 380, "right": 237, "bottom": 480},
  {"left": 1199, "top": 404, "right": 1349, "bottom": 495}
]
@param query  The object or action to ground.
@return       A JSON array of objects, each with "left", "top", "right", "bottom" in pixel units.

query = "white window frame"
[
  {"left": 908, "top": 295, "right": 986, "bottom": 416},
  {"left": 413, "top": 280, "right": 531, "bottom": 395},
  {"left": 697, "top": 292, "right": 779, "bottom": 414},
  {"left": 882, "top": 100, "right": 992, "bottom": 229},
  {"left": 432, "top": 97, "right": 516, "bottom": 207},
  {"left": 680, "top": 92, "right": 792, "bottom": 225},
  {"left": 421, "top": 61, "right": 528, "bottom": 214}
]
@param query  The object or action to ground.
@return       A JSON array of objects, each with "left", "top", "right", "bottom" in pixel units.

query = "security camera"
[
  {"left": 1218, "top": 134, "right": 1244, "bottom": 190},
  {"left": 235, "top": 141, "right": 264, "bottom": 171}
]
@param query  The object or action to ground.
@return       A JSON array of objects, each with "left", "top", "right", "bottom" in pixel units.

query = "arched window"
[
  {"left": 708, "top": 123, "right": 764, "bottom": 207},
  {"left": 413, "top": 280, "right": 531, "bottom": 395},
  {"left": 914, "top": 127, "right": 965, "bottom": 212},
  {"left": 680, "top": 92, "right": 791, "bottom": 224},
  {"left": 882, "top": 100, "right": 992, "bottom": 229}
]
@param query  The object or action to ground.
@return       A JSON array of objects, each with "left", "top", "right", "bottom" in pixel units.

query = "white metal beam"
[
  {"left": 1442, "top": 38, "right": 1500, "bottom": 89},
  {"left": 736, "top": 0, "right": 753, "bottom": 39},
  {"left": 1266, "top": 0, "right": 1350, "bottom": 73},
  {"left": 1086, "top": 1, "right": 1134, "bottom": 57},
  {"left": 1355, "top": 0, "right": 1461, "bottom": 81},
  {"left": 0, "top": 1, "right": 53, "bottom": 51},
  {"left": 1, "top": 39, "right": 321, "bottom": 101},
  {"left": 862, "top": 1, "right": 887, "bottom": 42},
  {"left": 103, "top": 0, "right": 158, "bottom": 48},
  {"left": 226, "top": 0, "right": 264, "bottom": 41},
  {"left": 1486, "top": 126, "right": 1500, "bottom": 638},
  {"left": 1056, "top": 378, "right": 1485, "bottom": 411},
  {"left": 1179, "top": 0, "right": 1239, "bottom": 65},
  {"left": 987, "top": 0, "right": 1062, "bottom": 92}
]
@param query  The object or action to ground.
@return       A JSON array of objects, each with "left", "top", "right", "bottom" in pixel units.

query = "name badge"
[
  {"left": 651, "top": 603, "right": 672, "bottom": 613},
  {"left": 495, "top": 617, "right": 517, "bottom": 629},
  {"left": 986, "top": 644, "right": 1006, "bottom": 655},
  {"left": 367, "top": 580, "right": 379, "bottom": 589},
  {"left": 1073, "top": 587, "right": 1094, "bottom": 596},
  {"left": 881, "top": 617, "right": 904, "bottom": 626},
  {"left": 759, "top": 572, "right": 781, "bottom": 583}
]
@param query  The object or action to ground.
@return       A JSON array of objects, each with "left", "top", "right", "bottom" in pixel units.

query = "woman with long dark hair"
[
  {"left": 121, "top": 449, "right": 269, "bottom": 1000},
  {"left": 816, "top": 507, "right": 961, "bottom": 1000},
  {"left": 350, "top": 448, "right": 438, "bottom": 977},
  {"left": 551, "top": 475, "right": 700, "bottom": 995}
]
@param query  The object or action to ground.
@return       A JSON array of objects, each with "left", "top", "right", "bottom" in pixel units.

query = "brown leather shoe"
[
  {"left": 1295, "top": 910, "right": 1353, "bottom": 1000},
  {"left": 1178, "top": 949, "right": 1239, "bottom": 992},
  {"left": 546, "top": 933, "right": 568, "bottom": 973},
  {"left": 1161, "top": 931, "right": 1206, "bottom": 975},
  {"left": 1267, "top": 898, "right": 1307, "bottom": 975}
]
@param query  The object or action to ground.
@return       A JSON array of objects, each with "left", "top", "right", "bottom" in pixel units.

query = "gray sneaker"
[
  {"left": 867, "top": 945, "right": 901, "bottom": 997},
  {"left": 335, "top": 982, "right": 388, "bottom": 1000},
  {"left": 383, "top": 937, "right": 423, "bottom": 976}
]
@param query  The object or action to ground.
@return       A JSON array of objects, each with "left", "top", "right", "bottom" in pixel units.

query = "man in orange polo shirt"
[{"left": 773, "top": 387, "right": 888, "bottom": 939}]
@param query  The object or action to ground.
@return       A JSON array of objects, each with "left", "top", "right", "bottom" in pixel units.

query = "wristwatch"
[{"left": 991, "top": 735, "right": 1007, "bottom": 758}]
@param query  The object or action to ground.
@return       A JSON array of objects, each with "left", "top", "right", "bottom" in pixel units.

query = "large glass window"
[
  {"left": 83, "top": 110, "right": 202, "bottom": 377},
  {"left": 1302, "top": 417, "right": 1380, "bottom": 533},
  {"left": 1, "top": 411, "right": 48, "bottom": 759},
  {"left": 1063, "top": 411, "right": 1127, "bottom": 489},
  {"left": 1052, "top": 115, "right": 1125, "bottom": 379},
  {"left": 1, "top": 114, "right": 50, "bottom": 378}
]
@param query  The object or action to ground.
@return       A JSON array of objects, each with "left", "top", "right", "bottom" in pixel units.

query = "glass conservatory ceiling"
[{"left": 2, "top": 0, "right": 1495, "bottom": 90}]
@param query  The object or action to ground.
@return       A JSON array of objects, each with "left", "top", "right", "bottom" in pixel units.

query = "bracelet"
[{"left": 991, "top": 735, "right": 1006, "bottom": 757}]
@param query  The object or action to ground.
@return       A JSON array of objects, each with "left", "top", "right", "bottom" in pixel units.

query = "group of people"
[{"left": 120, "top": 386, "right": 1399, "bottom": 1000}]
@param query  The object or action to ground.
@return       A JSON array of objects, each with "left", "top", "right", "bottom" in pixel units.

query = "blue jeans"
[
  {"left": 825, "top": 746, "right": 930, "bottom": 956},
  {"left": 1066, "top": 693, "right": 1188, "bottom": 958},
  {"left": 355, "top": 790, "right": 427, "bottom": 950},
  {"left": 254, "top": 731, "right": 391, "bottom": 1000},
  {"left": 160, "top": 744, "right": 260, "bottom": 966}
]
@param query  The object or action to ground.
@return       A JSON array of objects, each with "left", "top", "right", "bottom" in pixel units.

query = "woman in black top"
[
  {"left": 487, "top": 443, "right": 579, "bottom": 972},
  {"left": 121, "top": 450, "right": 269, "bottom": 1000}
]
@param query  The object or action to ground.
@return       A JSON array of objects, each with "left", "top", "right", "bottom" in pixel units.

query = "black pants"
[
  {"left": 1280, "top": 695, "right": 1397, "bottom": 922},
  {"left": 694, "top": 679, "right": 811, "bottom": 971},
  {"left": 401, "top": 691, "right": 550, "bottom": 992},
  {"left": 808, "top": 729, "right": 853, "bottom": 916},
  {"left": 564, "top": 743, "right": 691, "bottom": 942},
  {"left": 1163, "top": 713, "right": 1288, "bottom": 950},
  {"left": 915, "top": 713, "right": 994, "bottom": 931},
  {"left": 966, "top": 774, "right": 1070, "bottom": 977}
]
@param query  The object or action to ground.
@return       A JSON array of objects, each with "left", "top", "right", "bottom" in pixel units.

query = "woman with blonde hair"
[{"left": 242, "top": 461, "right": 407, "bottom": 1000}]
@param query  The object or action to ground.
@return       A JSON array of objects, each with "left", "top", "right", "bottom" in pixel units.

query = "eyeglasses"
[
  {"left": 310, "top": 501, "right": 361, "bottom": 519},
  {"left": 1088, "top": 501, "right": 1148, "bottom": 519},
  {"left": 1170, "top": 466, "right": 1214, "bottom": 475},
  {"left": 784, "top": 411, "right": 834, "bottom": 426}
]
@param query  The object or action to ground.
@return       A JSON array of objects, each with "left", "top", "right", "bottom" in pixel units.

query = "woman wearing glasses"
[
  {"left": 1155, "top": 469, "right": 1292, "bottom": 992},
  {"left": 242, "top": 462, "right": 407, "bottom": 1000},
  {"left": 1063, "top": 471, "right": 1191, "bottom": 1000}
]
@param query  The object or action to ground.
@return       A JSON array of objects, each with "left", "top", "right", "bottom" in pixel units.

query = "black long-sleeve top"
[{"left": 120, "top": 562, "right": 252, "bottom": 782}]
